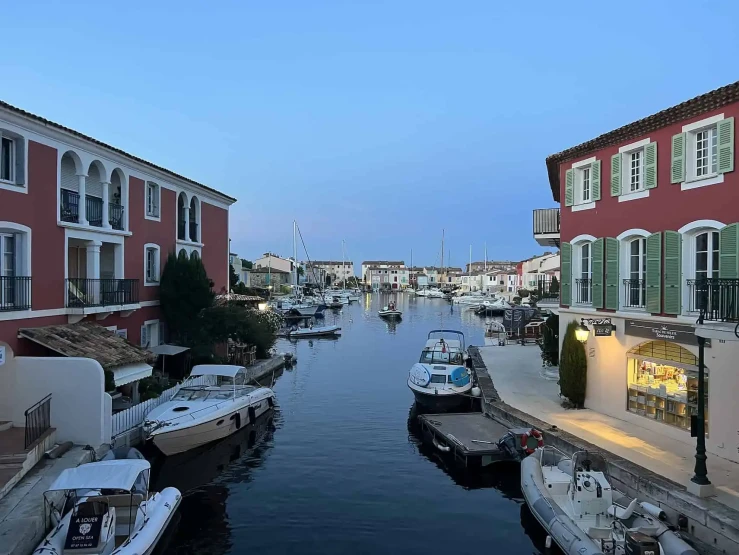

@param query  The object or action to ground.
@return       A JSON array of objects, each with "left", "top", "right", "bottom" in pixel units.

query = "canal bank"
[{"left": 469, "top": 344, "right": 739, "bottom": 555}]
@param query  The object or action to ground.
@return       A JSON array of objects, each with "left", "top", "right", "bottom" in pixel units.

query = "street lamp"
[
  {"left": 258, "top": 303, "right": 268, "bottom": 311},
  {"left": 575, "top": 319, "right": 590, "bottom": 343},
  {"left": 691, "top": 305, "right": 711, "bottom": 489}
]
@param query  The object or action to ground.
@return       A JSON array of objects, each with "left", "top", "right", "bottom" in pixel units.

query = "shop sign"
[
  {"left": 594, "top": 324, "right": 614, "bottom": 337},
  {"left": 624, "top": 318, "right": 709, "bottom": 347}
]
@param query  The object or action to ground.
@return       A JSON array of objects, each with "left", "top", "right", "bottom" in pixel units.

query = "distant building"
[
  {"left": 254, "top": 252, "right": 294, "bottom": 274},
  {"left": 230, "top": 252, "right": 243, "bottom": 284},
  {"left": 366, "top": 266, "right": 406, "bottom": 290},
  {"left": 300, "top": 263, "right": 327, "bottom": 286},
  {"left": 361, "top": 261, "right": 405, "bottom": 283},
  {"left": 306, "top": 260, "right": 355, "bottom": 285},
  {"left": 248, "top": 267, "right": 291, "bottom": 288},
  {"left": 466, "top": 260, "right": 517, "bottom": 273}
]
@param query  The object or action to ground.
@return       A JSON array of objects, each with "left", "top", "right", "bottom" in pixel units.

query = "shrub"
[
  {"left": 539, "top": 314, "right": 559, "bottom": 367},
  {"left": 138, "top": 377, "right": 167, "bottom": 401},
  {"left": 559, "top": 320, "right": 587, "bottom": 408},
  {"left": 201, "top": 304, "right": 282, "bottom": 359},
  {"left": 550, "top": 276, "right": 560, "bottom": 294}
]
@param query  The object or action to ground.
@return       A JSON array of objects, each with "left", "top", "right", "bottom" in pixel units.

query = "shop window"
[{"left": 626, "top": 341, "right": 707, "bottom": 434}]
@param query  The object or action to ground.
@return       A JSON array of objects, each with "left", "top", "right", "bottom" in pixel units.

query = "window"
[
  {"left": 694, "top": 127, "right": 718, "bottom": 178},
  {"left": 695, "top": 231, "right": 719, "bottom": 282},
  {"left": 144, "top": 244, "right": 160, "bottom": 285},
  {"left": 0, "top": 235, "right": 14, "bottom": 278},
  {"left": 141, "top": 320, "right": 159, "bottom": 348},
  {"left": 1, "top": 137, "right": 14, "bottom": 182},
  {"left": 146, "top": 182, "right": 160, "bottom": 219},
  {"left": 625, "top": 238, "right": 647, "bottom": 308},
  {"left": 575, "top": 243, "right": 592, "bottom": 304},
  {"left": 629, "top": 150, "right": 643, "bottom": 192}
]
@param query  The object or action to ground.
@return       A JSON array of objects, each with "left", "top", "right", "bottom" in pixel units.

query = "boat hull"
[
  {"left": 151, "top": 397, "right": 274, "bottom": 456},
  {"left": 408, "top": 386, "right": 470, "bottom": 412},
  {"left": 378, "top": 310, "right": 402, "bottom": 319}
]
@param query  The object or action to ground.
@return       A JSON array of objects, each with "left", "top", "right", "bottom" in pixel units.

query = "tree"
[
  {"left": 539, "top": 314, "right": 559, "bottom": 367},
  {"left": 229, "top": 264, "right": 240, "bottom": 290},
  {"left": 550, "top": 276, "right": 560, "bottom": 295},
  {"left": 297, "top": 266, "right": 304, "bottom": 276},
  {"left": 160, "top": 250, "right": 215, "bottom": 346},
  {"left": 242, "top": 260, "right": 253, "bottom": 269},
  {"left": 559, "top": 320, "right": 587, "bottom": 408},
  {"left": 200, "top": 304, "right": 282, "bottom": 359}
]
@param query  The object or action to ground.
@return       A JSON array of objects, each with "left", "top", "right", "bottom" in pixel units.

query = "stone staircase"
[{"left": 0, "top": 422, "right": 56, "bottom": 501}]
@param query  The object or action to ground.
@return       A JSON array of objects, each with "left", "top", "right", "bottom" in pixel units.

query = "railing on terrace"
[
  {"left": 66, "top": 278, "right": 139, "bottom": 308},
  {"left": 25, "top": 394, "right": 51, "bottom": 449},
  {"left": 623, "top": 278, "right": 646, "bottom": 309},
  {"left": 189, "top": 221, "right": 198, "bottom": 242},
  {"left": 688, "top": 278, "right": 739, "bottom": 322},
  {"left": 534, "top": 278, "right": 559, "bottom": 301},
  {"left": 177, "top": 220, "right": 186, "bottom": 240},
  {"left": 86, "top": 195, "right": 103, "bottom": 227},
  {"left": 60, "top": 189, "right": 80, "bottom": 223},
  {"left": 0, "top": 276, "right": 32, "bottom": 311},
  {"left": 111, "top": 376, "right": 209, "bottom": 437},
  {"left": 574, "top": 278, "right": 592, "bottom": 305},
  {"left": 533, "top": 208, "right": 560, "bottom": 235},
  {"left": 109, "top": 202, "right": 124, "bottom": 230}
]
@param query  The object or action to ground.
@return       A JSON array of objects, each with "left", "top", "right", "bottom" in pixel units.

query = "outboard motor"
[
  {"left": 63, "top": 499, "right": 115, "bottom": 554},
  {"left": 624, "top": 531, "right": 659, "bottom": 555}
]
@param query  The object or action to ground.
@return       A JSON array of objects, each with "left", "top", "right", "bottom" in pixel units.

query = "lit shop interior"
[{"left": 626, "top": 340, "right": 708, "bottom": 433}]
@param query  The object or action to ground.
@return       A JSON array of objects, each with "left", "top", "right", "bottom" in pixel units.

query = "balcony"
[
  {"left": 109, "top": 202, "right": 124, "bottom": 231},
  {"left": 574, "top": 278, "right": 592, "bottom": 305},
  {"left": 178, "top": 220, "right": 186, "bottom": 241},
  {"left": 623, "top": 279, "right": 646, "bottom": 309},
  {"left": 534, "top": 278, "right": 559, "bottom": 301},
  {"left": 688, "top": 278, "right": 739, "bottom": 322},
  {"left": 60, "top": 189, "right": 80, "bottom": 223},
  {"left": 86, "top": 195, "right": 103, "bottom": 227},
  {"left": 66, "top": 278, "right": 139, "bottom": 308},
  {"left": 189, "top": 221, "right": 198, "bottom": 242},
  {"left": 0, "top": 276, "right": 32, "bottom": 311},
  {"left": 533, "top": 208, "right": 560, "bottom": 247}
]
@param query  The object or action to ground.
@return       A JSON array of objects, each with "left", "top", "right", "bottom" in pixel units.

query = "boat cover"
[
  {"left": 190, "top": 365, "right": 245, "bottom": 378},
  {"left": 48, "top": 460, "right": 150, "bottom": 492}
]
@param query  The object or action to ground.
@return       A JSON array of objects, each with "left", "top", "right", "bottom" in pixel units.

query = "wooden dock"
[{"left": 418, "top": 412, "right": 529, "bottom": 467}]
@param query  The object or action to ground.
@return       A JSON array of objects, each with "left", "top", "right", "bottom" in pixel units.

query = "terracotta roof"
[
  {"left": 18, "top": 321, "right": 154, "bottom": 370},
  {"left": 362, "top": 261, "right": 405, "bottom": 265},
  {"left": 308, "top": 261, "right": 354, "bottom": 266},
  {"left": 546, "top": 79, "right": 739, "bottom": 201},
  {"left": 0, "top": 100, "right": 236, "bottom": 203}
]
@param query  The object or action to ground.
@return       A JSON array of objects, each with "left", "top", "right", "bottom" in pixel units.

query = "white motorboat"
[
  {"left": 522, "top": 448, "right": 697, "bottom": 555},
  {"left": 272, "top": 298, "right": 320, "bottom": 316},
  {"left": 425, "top": 289, "right": 445, "bottom": 298},
  {"left": 378, "top": 301, "right": 402, "bottom": 319},
  {"left": 33, "top": 459, "right": 180, "bottom": 555},
  {"left": 143, "top": 365, "right": 276, "bottom": 456},
  {"left": 407, "top": 330, "right": 473, "bottom": 411},
  {"left": 472, "top": 297, "right": 511, "bottom": 315},
  {"left": 287, "top": 324, "right": 341, "bottom": 338}
]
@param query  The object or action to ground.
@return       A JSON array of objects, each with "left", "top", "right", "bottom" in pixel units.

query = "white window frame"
[
  {"left": 144, "top": 243, "right": 160, "bottom": 286},
  {"left": 0, "top": 137, "right": 15, "bottom": 184},
  {"left": 678, "top": 220, "right": 726, "bottom": 315},
  {"left": 145, "top": 182, "right": 161, "bottom": 221},
  {"left": 570, "top": 157, "right": 596, "bottom": 211},
  {"left": 0, "top": 223, "right": 31, "bottom": 312},
  {"left": 571, "top": 236, "right": 596, "bottom": 306},
  {"left": 682, "top": 114, "right": 725, "bottom": 191},
  {"left": 141, "top": 319, "right": 160, "bottom": 348}
]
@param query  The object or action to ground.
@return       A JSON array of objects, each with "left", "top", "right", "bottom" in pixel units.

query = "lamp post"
[
  {"left": 575, "top": 319, "right": 590, "bottom": 343},
  {"left": 691, "top": 305, "right": 710, "bottom": 487}
]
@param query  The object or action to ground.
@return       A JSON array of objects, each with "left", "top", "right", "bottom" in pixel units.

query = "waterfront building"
[
  {"left": 307, "top": 260, "right": 355, "bottom": 285},
  {"left": 300, "top": 263, "right": 327, "bottom": 286},
  {"left": 466, "top": 260, "right": 516, "bottom": 273},
  {"left": 249, "top": 267, "right": 291, "bottom": 288},
  {"left": 539, "top": 80, "right": 739, "bottom": 465},
  {"left": 366, "top": 265, "right": 406, "bottom": 290},
  {"left": 254, "top": 252, "right": 294, "bottom": 274},
  {"left": 361, "top": 260, "right": 405, "bottom": 283}
]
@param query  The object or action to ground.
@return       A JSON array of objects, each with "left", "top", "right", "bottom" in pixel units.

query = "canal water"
[{"left": 152, "top": 293, "right": 552, "bottom": 554}]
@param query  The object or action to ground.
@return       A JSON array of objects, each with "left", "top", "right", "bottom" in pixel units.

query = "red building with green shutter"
[{"left": 540, "top": 80, "right": 739, "bottom": 465}]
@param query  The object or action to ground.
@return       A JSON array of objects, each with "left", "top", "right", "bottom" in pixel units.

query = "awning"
[
  {"left": 149, "top": 344, "right": 190, "bottom": 356},
  {"left": 48, "top": 460, "right": 150, "bottom": 492},
  {"left": 113, "top": 362, "right": 153, "bottom": 387},
  {"left": 191, "top": 364, "right": 245, "bottom": 378}
]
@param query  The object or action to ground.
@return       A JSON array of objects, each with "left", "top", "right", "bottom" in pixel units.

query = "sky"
[{"left": 3, "top": 1, "right": 739, "bottom": 268}]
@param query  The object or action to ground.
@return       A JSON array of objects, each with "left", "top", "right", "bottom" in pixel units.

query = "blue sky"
[{"left": 3, "top": 1, "right": 738, "bottom": 268}]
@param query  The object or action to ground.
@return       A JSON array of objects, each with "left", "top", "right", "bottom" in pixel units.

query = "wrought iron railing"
[
  {"left": 86, "top": 195, "right": 103, "bottom": 227},
  {"left": 189, "top": 221, "right": 198, "bottom": 242},
  {"left": 534, "top": 277, "right": 560, "bottom": 301},
  {"left": 60, "top": 189, "right": 80, "bottom": 223},
  {"left": 533, "top": 208, "right": 560, "bottom": 235},
  {"left": 688, "top": 278, "right": 739, "bottom": 322},
  {"left": 178, "top": 219, "right": 186, "bottom": 240},
  {"left": 623, "top": 278, "right": 646, "bottom": 309},
  {"left": 574, "top": 278, "right": 592, "bottom": 305},
  {"left": 109, "top": 202, "right": 124, "bottom": 230},
  {"left": 66, "top": 278, "right": 139, "bottom": 308},
  {"left": 24, "top": 394, "right": 51, "bottom": 449},
  {"left": 0, "top": 276, "right": 31, "bottom": 311}
]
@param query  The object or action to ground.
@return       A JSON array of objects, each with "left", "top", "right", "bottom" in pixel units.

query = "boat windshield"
[
  {"left": 172, "top": 385, "right": 256, "bottom": 401},
  {"left": 572, "top": 451, "right": 609, "bottom": 480},
  {"left": 419, "top": 348, "right": 464, "bottom": 365}
]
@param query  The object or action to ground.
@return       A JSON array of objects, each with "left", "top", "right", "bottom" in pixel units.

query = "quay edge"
[{"left": 467, "top": 346, "right": 739, "bottom": 555}]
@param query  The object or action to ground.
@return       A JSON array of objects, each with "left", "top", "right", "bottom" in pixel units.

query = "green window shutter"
[
  {"left": 646, "top": 232, "right": 662, "bottom": 313},
  {"left": 719, "top": 223, "right": 739, "bottom": 279},
  {"left": 718, "top": 117, "right": 735, "bottom": 174},
  {"left": 561, "top": 242, "right": 572, "bottom": 306},
  {"left": 591, "top": 238, "right": 604, "bottom": 308},
  {"left": 605, "top": 237, "right": 619, "bottom": 310},
  {"left": 671, "top": 133, "right": 685, "bottom": 183},
  {"left": 645, "top": 142, "right": 658, "bottom": 189},
  {"left": 591, "top": 160, "right": 601, "bottom": 201},
  {"left": 565, "top": 169, "right": 574, "bottom": 207},
  {"left": 663, "top": 231, "right": 682, "bottom": 315},
  {"left": 610, "top": 153, "right": 621, "bottom": 196}
]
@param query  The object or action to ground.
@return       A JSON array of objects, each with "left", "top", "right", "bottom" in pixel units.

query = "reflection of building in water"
[{"left": 174, "top": 485, "right": 231, "bottom": 555}]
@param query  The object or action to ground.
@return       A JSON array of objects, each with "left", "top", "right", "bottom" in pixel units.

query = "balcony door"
[
  {"left": 694, "top": 231, "right": 720, "bottom": 313},
  {"left": 1, "top": 234, "right": 15, "bottom": 307}
]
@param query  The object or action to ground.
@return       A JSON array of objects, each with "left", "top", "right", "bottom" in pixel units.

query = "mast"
[
  {"left": 342, "top": 239, "right": 346, "bottom": 289},
  {"left": 293, "top": 221, "right": 298, "bottom": 292},
  {"left": 484, "top": 242, "right": 487, "bottom": 272},
  {"left": 469, "top": 244, "right": 472, "bottom": 292},
  {"left": 440, "top": 229, "right": 445, "bottom": 286}
]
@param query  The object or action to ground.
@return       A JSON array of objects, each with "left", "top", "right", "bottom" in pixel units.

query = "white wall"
[
  {"left": 560, "top": 310, "right": 739, "bottom": 464},
  {"left": 0, "top": 341, "right": 16, "bottom": 422},
  {"left": 13, "top": 357, "right": 110, "bottom": 447}
]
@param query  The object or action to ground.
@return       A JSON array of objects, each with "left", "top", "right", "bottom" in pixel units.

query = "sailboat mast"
[
  {"left": 485, "top": 242, "right": 487, "bottom": 272},
  {"left": 469, "top": 244, "right": 472, "bottom": 292},
  {"left": 342, "top": 239, "right": 345, "bottom": 289},
  {"left": 293, "top": 220, "right": 298, "bottom": 290},
  {"left": 410, "top": 248, "right": 413, "bottom": 290},
  {"left": 441, "top": 229, "right": 445, "bottom": 273}
]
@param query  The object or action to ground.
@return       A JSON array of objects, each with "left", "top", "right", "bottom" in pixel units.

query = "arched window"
[
  {"left": 574, "top": 241, "right": 592, "bottom": 305},
  {"left": 679, "top": 221, "right": 725, "bottom": 315},
  {"left": 189, "top": 196, "right": 200, "bottom": 242},
  {"left": 190, "top": 250, "right": 199, "bottom": 261},
  {"left": 0, "top": 222, "right": 31, "bottom": 311},
  {"left": 625, "top": 238, "right": 647, "bottom": 308}
]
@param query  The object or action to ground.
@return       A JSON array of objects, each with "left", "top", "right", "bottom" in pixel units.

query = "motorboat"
[
  {"left": 287, "top": 324, "right": 341, "bottom": 338},
  {"left": 473, "top": 297, "right": 511, "bottom": 315},
  {"left": 425, "top": 289, "right": 445, "bottom": 298},
  {"left": 33, "top": 459, "right": 180, "bottom": 555},
  {"left": 521, "top": 448, "right": 697, "bottom": 555},
  {"left": 272, "top": 298, "right": 321, "bottom": 317},
  {"left": 143, "top": 365, "right": 276, "bottom": 456},
  {"left": 327, "top": 296, "right": 344, "bottom": 309},
  {"left": 407, "top": 330, "right": 473, "bottom": 411},
  {"left": 484, "top": 320, "right": 508, "bottom": 346},
  {"left": 378, "top": 301, "right": 402, "bottom": 319}
]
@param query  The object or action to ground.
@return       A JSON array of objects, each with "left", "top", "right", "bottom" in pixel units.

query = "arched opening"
[
  {"left": 110, "top": 169, "right": 126, "bottom": 231},
  {"left": 177, "top": 192, "right": 188, "bottom": 240},
  {"left": 190, "top": 250, "right": 199, "bottom": 261},
  {"left": 572, "top": 240, "right": 593, "bottom": 305},
  {"left": 626, "top": 340, "right": 707, "bottom": 432},
  {"left": 178, "top": 248, "right": 187, "bottom": 259},
  {"left": 189, "top": 196, "right": 200, "bottom": 242},
  {"left": 60, "top": 151, "right": 83, "bottom": 223},
  {"left": 85, "top": 161, "right": 105, "bottom": 227}
]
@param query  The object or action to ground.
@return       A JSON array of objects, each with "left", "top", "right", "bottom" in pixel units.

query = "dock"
[{"left": 417, "top": 412, "right": 530, "bottom": 467}]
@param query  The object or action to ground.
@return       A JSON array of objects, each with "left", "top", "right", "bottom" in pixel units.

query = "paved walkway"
[{"left": 477, "top": 344, "right": 739, "bottom": 512}]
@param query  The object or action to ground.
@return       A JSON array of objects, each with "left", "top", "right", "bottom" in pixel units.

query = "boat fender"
[
  {"left": 432, "top": 438, "right": 450, "bottom": 452},
  {"left": 520, "top": 429, "right": 544, "bottom": 454},
  {"left": 640, "top": 501, "right": 667, "bottom": 521},
  {"left": 248, "top": 406, "right": 256, "bottom": 424},
  {"left": 471, "top": 386, "right": 481, "bottom": 397},
  {"left": 234, "top": 412, "right": 241, "bottom": 430}
]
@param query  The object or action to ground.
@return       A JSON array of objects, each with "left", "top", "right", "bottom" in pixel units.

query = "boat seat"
[
  {"left": 588, "top": 527, "right": 613, "bottom": 540},
  {"left": 608, "top": 498, "right": 638, "bottom": 520},
  {"left": 84, "top": 494, "right": 144, "bottom": 526},
  {"left": 556, "top": 459, "right": 573, "bottom": 474}
]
